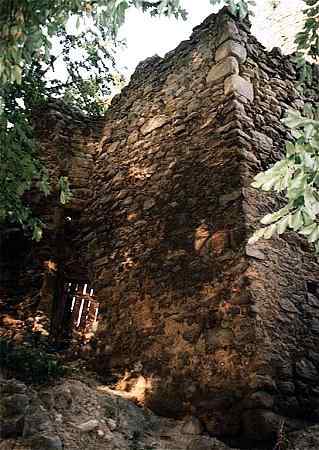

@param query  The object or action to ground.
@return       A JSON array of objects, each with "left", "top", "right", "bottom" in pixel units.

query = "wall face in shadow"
[{"left": 87, "top": 14, "right": 254, "bottom": 429}]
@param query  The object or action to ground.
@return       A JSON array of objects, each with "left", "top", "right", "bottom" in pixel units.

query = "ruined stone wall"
[
  {"left": 85, "top": 8, "right": 319, "bottom": 442},
  {"left": 87, "top": 17, "right": 255, "bottom": 438},
  {"left": 0, "top": 100, "right": 102, "bottom": 306},
  {"left": 33, "top": 100, "right": 103, "bottom": 280}
]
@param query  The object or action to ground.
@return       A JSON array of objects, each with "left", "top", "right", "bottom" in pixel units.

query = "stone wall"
[
  {"left": 32, "top": 100, "right": 103, "bottom": 279},
  {"left": 0, "top": 100, "right": 102, "bottom": 310},
  {"left": 85, "top": 8, "right": 319, "bottom": 442}
]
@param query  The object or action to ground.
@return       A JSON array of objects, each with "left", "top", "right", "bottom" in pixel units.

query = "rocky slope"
[
  {"left": 0, "top": 375, "right": 241, "bottom": 450},
  {"left": 2, "top": 374, "right": 319, "bottom": 450}
]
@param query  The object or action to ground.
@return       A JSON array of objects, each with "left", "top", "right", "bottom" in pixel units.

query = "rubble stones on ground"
[
  {"left": 0, "top": 379, "right": 61, "bottom": 450},
  {"left": 290, "top": 425, "right": 319, "bottom": 450},
  {"left": 0, "top": 377, "right": 241, "bottom": 450}
]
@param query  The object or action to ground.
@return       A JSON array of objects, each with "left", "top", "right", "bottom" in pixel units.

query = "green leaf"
[
  {"left": 286, "top": 142, "right": 295, "bottom": 157},
  {"left": 260, "top": 206, "right": 290, "bottom": 225},
  {"left": 247, "top": 228, "right": 265, "bottom": 245},
  {"left": 277, "top": 216, "right": 290, "bottom": 235},
  {"left": 60, "top": 191, "right": 66, "bottom": 205},
  {"left": 263, "top": 224, "right": 277, "bottom": 240},
  {"left": 300, "top": 223, "right": 317, "bottom": 236},
  {"left": 308, "top": 226, "right": 319, "bottom": 243},
  {"left": 304, "top": 186, "right": 319, "bottom": 219},
  {"left": 282, "top": 110, "right": 304, "bottom": 128},
  {"left": 289, "top": 210, "right": 303, "bottom": 231},
  {"left": 32, "top": 224, "right": 43, "bottom": 241}
]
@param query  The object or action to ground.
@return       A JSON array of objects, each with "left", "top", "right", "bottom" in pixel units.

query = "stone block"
[
  {"left": 181, "top": 416, "right": 203, "bottom": 435},
  {"left": 251, "top": 130, "right": 273, "bottom": 150},
  {"left": 206, "top": 57, "right": 239, "bottom": 84},
  {"left": 215, "top": 40, "right": 247, "bottom": 64},
  {"left": 75, "top": 419, "right": 99, "bottom": 432},
  {"left": 219, "top": 190, "right": 242, "bottom": 206},
  {"left": 224, "top": 75, "right": 254, "bottom": 101},
  {"left": 217, "top": 21, "right": 241, "bottom": 46},
  {"left": 127, "top": 130, "right": 139, "bottom": 145},
  {"left": 245, "top": 244, "right": 266, "bottom": 260},
  {"left": 141, "top": 115, "right": 170, "bottom": 135},
  {"left": 296, "top": 359, "right": 318, "bottom": 381}
]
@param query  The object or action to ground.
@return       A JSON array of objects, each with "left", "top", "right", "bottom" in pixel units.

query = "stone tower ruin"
[
  {"left": 84, "top": 8, "right": 319, "bottom": 441},
  {"left": 2, "top": 6, "right": 319, "bottom": 444}
]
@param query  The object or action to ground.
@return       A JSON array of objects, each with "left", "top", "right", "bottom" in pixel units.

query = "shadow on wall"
[
  {"left": 93, "top": 137, "right": 257, "bottom": 434},
  {"left": 0, "top": 228, "right": 37, "bottom": 300}
]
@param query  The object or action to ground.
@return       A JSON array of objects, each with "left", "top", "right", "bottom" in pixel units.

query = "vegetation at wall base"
[{"left": 0, "top": 338, "right": 66, "bottom": 384}]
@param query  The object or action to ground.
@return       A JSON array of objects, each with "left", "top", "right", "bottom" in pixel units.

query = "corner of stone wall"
[
  {"left": 203, "top": 13, "right": 296, "bottom": 441},
  {"left": 208, "top": 11, "right": 319, "bottom": 440},
  {"left": 206, "top": 10, "right": 256, "bottom": 170}
]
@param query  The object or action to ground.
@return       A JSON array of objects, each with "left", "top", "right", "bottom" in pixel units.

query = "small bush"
[{"left": 0, "top": 338, "right": 65, "bottom": 384}]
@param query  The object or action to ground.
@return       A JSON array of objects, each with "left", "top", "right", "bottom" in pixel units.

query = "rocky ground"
[
  {"left": 2, "top": 374, "right": 319, "bottom": 450},
  {"left": 1, "top": 298, "right": 319, "bottom": 450},
  {"left": 0, "top": 375, "right": 239, "bottom": 450}
]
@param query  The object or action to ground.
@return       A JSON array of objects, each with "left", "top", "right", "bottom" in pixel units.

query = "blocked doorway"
[
  {"left": 69, "top": 282, "right": 99, "bottom": 340},
  {"left": 50, "top": 281, "right": 99, "bottom": 347}
]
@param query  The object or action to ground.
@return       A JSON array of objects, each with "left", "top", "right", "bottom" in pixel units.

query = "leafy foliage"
[
  {"left": 295, "top": 0, "right": 319, "bottom": 62},
  {"left": 248, "top": 0, "right": 319, "bottom": 251},
  {"left": 0, "top": 338, "right": 65, "bottom": 384},
  {"left": 293, "top": 0, "right": 319, "bottom": 90},
  {"left": 209, "top": 0, "right": 256, "bottom": 19},
  {"left": 249, "top": 108, "right": 319, "bottom": 251},
  {"left": 0, "top": 65, "right": 50, "bottom": 240},
  {"left": 0, "top": 1, "right": 186, "bottom": 87}
]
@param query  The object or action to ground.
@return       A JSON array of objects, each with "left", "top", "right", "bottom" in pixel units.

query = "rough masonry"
[
  {"left": 84, "top": 8, "right": 319, "bottom": 443},
  {"left": 1, "top": 6, "right": 319, "bottom": 445}
]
